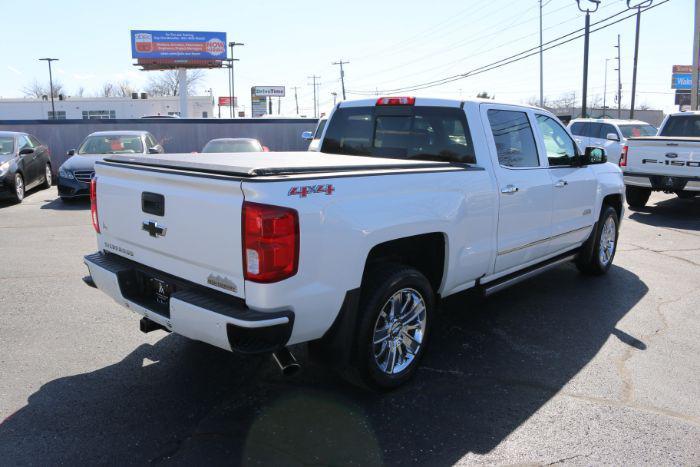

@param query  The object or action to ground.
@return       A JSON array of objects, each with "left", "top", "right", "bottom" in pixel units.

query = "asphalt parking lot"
[{"left": 0, "top": 188, "right": 699, "bottom": 466}]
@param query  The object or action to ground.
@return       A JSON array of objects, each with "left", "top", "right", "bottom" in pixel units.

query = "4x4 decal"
[{"left": 288, "top": 184, "right": 335, "bottom": 197}]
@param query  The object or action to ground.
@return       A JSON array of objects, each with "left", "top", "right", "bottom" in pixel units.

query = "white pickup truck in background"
[
  {"left": 621, "top": 111, "right": 700, "bottom": 207},
  {"left": 84, "top": 97, "right": 624, "bottom": 389}
]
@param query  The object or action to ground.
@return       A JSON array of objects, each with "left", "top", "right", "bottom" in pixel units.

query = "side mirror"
[
  {"left": 19, "top": 148, "right": 35, "bottom": 155},
  {"left": 67, "top": 149, "right": 75, "bottom": 156},
  {"left": 147, "top": 146, "right": 161, "bottom": 154},
  {"left": 301, "top": 131, "right": 314, "bottom": 141},
  {"left": 606, "top": 132, "right": 620, "bottom": 141},
  {"left": 583, "top": 147, "right": 607, "bottom": 165}
]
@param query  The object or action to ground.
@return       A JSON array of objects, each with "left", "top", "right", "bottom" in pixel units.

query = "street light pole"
[
  {"left": 228, "top": 42, "right": 245, "bottom": 118},
  {"left": 576, "top": 0, "right": 600, "bottom": 119},
  {"left": 39, "top": 58, "right": 58, "bottom": 119},
  {"left": 627, "top": 0, "right": 653, "bottom": 119}
]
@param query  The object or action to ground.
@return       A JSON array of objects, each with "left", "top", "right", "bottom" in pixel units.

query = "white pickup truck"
[
  {"left": 621, "top": 111, "right": 700, "bottom": 207},
  {"left": 84, "top": 97, "right": 624, "bottom": 389}
]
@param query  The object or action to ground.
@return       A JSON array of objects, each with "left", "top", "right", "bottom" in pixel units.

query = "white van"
[{"left": 568, "top": 119, "right": 657, "bottom": 163}]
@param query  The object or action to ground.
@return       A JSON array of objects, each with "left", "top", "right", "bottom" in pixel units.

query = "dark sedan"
[
  {"left": 0, "top": 131, "right": 52, "bottom": 203},
  {"left": 57, "top": 131, "right": 163, "bottom": 201}
]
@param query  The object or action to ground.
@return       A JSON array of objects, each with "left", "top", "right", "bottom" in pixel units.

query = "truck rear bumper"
[
  {"left": 84, "top": 252, "right": 294, "bottom": 354},
  {"left": 624, "top": 173, "right": 700, "bottom": 192}
]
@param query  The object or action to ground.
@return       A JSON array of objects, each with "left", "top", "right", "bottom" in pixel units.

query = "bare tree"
[
  {"left": 476, "top": 91, "right": 495, "bottom": 99},
  {"left": 145, "top": 69, "right": 206, "bottom": 96},
  {"left": 22, "top": 80, "right": 65, "bottom": 98},
  {"left": 638, "top": 102, "right": 651, "bottom": 111},
  {"left": 75, "top": 86, "right": 85, "bottom": 97},
  {"left": 101, "top": 82, "right": 115, "bottom": 97}
]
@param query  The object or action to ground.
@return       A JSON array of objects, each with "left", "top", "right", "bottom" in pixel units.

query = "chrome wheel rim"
[
  {"left": 15, "top": 174, "right": 24, "bottom": 200},
  {"left": 45, "top": 165, "right": 52, "bottom": 185},
  {"left": 599, "top": 216, "right": 616, "bottom": 266},
  {"left": 372, "top": 288, "right": 427, "bottom": 375}
]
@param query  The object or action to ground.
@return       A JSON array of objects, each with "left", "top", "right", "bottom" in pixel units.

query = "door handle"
[
  {"left": 554, "top": 179, "right": 568, "bottom": 188},
  {"left": 500, "top": 184, "right": 519, "bottom": 194}
]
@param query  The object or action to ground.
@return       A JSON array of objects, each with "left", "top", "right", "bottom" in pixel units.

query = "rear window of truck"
[
  {"left": 659, "top": 115, "right": 700, "bottom": 137},
  {"left": 321, "top": 106, "right": 476, "bottom": 163}
]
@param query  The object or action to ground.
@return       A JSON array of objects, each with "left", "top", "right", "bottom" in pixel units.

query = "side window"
[
  {"left": 487, "top": 109, "right": 540, "bottom": 168},
  {"left": 587, "top": 123, "right": 602, "bottom": 139},
  {"left": 570, "top": 122, "right": 586, "bottom": 136},
  {"left": 17, "top": 136, "right": 32, "bottom": 151},
  {"left": 146, "top": 134, "right": 157, "bottom": 148},
  {"left": 535, "top": 115, "right": 578, "bottom": 167},
  {"left": 599, "top": 124, "right": 617, "bottom": 139},
  {"left": 28, "top": 135, "right": 42, "bottom": 147}
]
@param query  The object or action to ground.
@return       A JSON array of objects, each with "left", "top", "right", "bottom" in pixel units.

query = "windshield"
[
  {"left": 202, "top": 139, "right": 262, "bottom": 153},
  {"left": 618, "top": 124, "right": 657, "bottom": 138},
  {"left": 0, "top": 137, "right": 14, "bottom": 155},
  {"left": 321, "top": 106, "right": 476, "bottom": 163},
  {"left": 659, "top": 115, "right": 700, "bottom": 137},
  {"left": 78, "top": 135, "right": 144, "bottom": 154}
]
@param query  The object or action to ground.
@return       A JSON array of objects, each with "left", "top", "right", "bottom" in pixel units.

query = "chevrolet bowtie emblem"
[{"left": 142, "top": 220, "right": 167, "bottom": 238}]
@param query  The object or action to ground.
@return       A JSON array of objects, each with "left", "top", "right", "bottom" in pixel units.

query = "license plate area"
[{"left": 117, "top": 269, "right": 176, "bottom": 317}]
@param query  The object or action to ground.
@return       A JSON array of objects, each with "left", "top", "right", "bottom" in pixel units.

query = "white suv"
[{"left": 568, "top": 118, "right": 657, "bottom": 163}]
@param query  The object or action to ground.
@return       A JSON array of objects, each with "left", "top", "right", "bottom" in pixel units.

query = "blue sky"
[{"left": 0, "top": 0, "right": 692, "bottom": 115}]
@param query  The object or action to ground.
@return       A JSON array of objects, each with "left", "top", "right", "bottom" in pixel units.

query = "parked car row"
[{"left": 0, "top": 131, "right": 53, "bottom": 202}]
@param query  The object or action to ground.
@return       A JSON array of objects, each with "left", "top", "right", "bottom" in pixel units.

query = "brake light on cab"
[
  {"left": 242, "top": 202, "right": 299, "bottom": 283},
  {"left": 376, "top": 96, "right": 415, "bottom": 106},
  {"left": 619, "top": 145, "right": 628, "bottom": 167},
  {"left": 90, "top": 177, "right": 100, "bottom": 233}
]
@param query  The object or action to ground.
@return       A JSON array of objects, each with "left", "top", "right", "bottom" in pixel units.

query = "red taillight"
[
  {"left": 619, "top": 145, "right": 628, "bottom": 167},
  {"left": 376, "top": 96, "right": 415, "bottom": 106},
  {"left": 90, "top": 177, "right": 100, "bottom": 233},
  {"left": 242, "top": 202, "right": 299, "bottom": 283}
]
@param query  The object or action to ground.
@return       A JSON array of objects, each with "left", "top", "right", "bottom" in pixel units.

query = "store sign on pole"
[
  {"left": 252, "top": 86, "right": 286, "bottom": 97},
  {"left": 131, "top": 30, "right": 227, "bottom": 60},
  {"left": 218, "top": 96, "right": 237, "bottom": 106},
  {"left": 672, "top": 74, "right": 692, "bottom": 90}
]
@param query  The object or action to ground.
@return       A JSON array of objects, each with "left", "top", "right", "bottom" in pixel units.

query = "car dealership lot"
[{"left": 0, "top": 190, "right": 699, "bottom": 465}]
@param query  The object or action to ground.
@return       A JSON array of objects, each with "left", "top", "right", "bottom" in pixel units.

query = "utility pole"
[
  {"left": 692, "top": 0, "right": 700, "bottom": 110},
  {"left": 292, "top": 86, "right": 300, "bottom": 115},
  {"left": 39, "top": 58, "right": 58, "bottom": 119},
  {"left": 539, "top": 0, "right": 544, "bottom": 107},
  {"left": 308, "top": 75, "right": 320, "bottom": 118},
  {"left": 614, "top": 35, "right": 622, "bottom": 118},
  {"left": 331, "top": 92, "right": 338, "bottom": 106},
  {"left": 576, "top": 0, "right": 600, "bottom": 119},
  {"left": 627, "top": 1, "right": 653, "bottom": 118},
  {"left": 603, "top": 58, "right": 611, "bottom": 114},
  {"left": 228, "top": 41, "right": 244, "bottom": 118},
  {"left": 332, "top": 60, "right": 349, "bottom": 100}
]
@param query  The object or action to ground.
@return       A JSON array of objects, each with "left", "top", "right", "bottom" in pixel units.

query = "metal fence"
[{"left": 0, "top": 118, "right": 318, "bottom": 170}]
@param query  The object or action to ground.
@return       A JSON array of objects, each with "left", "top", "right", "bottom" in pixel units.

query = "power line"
[{"left": 347, "top": 0, "right": 670, "bottom": 96}]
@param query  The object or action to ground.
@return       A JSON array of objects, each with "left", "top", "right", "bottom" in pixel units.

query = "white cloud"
[{"left": 7, "top": 66, "right": 22, "bottom": 75}]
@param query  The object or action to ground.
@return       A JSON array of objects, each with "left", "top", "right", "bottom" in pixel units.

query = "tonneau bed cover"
[{"left": 101, "top": 151, "right": 454, "bottom": 177}]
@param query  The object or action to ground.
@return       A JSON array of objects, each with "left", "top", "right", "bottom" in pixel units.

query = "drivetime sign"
[
  {"left": 131, "top": 30, "right": 227, "bottom": 60},
  {"left": 252, "top": 86, "right": 286, "bottom": 97}
]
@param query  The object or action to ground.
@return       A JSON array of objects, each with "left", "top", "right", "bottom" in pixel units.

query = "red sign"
[
  {"left": 218, "top": 96, "right": 236, "bottom": 106},
  {"left": 673, "top": 65, "right": 695, "bottom": 73}
]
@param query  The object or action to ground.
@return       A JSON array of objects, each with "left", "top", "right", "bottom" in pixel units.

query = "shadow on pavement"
[
  {"left": 40, "top": 197, "right": 89, "bottom": 211},
  {"left": 629, "top": 196, "right": 700, "bottom": 231},
  {"left": 0, "top": 263, "right": 648, "bottom": 465}
]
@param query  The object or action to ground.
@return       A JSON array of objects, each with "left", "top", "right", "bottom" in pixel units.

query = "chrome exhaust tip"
[{"left": 272, "top": 348, "right": 301, "bottom": 376}]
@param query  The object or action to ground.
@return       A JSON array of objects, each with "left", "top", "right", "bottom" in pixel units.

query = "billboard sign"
[
  {"left": 131, "top": 30, "right": 227, "bottom": 60},
  {"left": 672, "top": 73, "right": 692, "bottom": 90},
  {"left": 218, "top": 96, "right": 237, "bottom": 106},
  {"left": 251, "top": 95, "right": 268, "bottom": 118},
  {"left": 252, "top": 86, "right": 286, "bottom": 97}
]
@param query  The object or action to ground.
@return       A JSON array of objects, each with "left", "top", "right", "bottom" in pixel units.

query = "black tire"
[
  {"left": 12, "top": 173, "right": 24, "bottom": 203},
  {"left": 352, "top": 264, "right": 434, "bottom": 390},
  {"left": 41, "top": 163, "right": 52, "bottom": 189},
  {"left": 677, "top": 191, "right": 695, "bottom": 200},
  {"left": 626, "top": 185, "right": 650, "bottom": 208},
  {"left": 576, "top": 206, "right": 619, "bottom": 276}
]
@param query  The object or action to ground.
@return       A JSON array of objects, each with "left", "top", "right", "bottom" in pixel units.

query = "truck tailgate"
[
  {"left": 626, "top": 138, "right": 700, "bottom": 177},
  {"left": 94, "top": 161, "right": 245, "bottom": 299}
]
